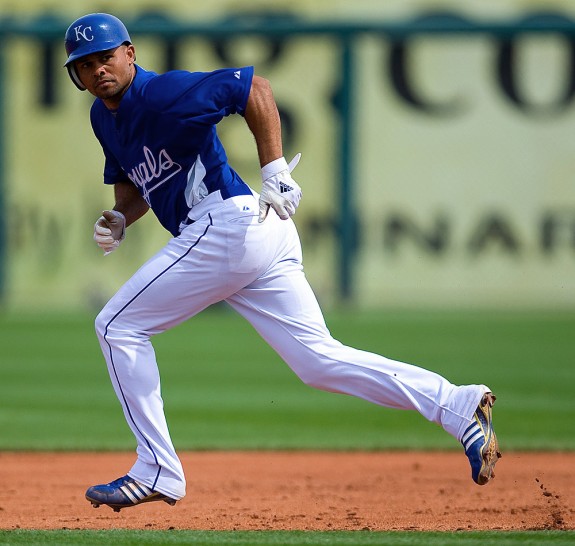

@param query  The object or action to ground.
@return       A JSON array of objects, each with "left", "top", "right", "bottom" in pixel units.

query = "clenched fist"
[{"left": 94, "top": 210, "right": 126, "bottom": 255}]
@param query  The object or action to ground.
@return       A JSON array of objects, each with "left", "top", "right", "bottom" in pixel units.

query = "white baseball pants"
[{"left": 95, "top": 193, "right": 488, "bottom": 500}]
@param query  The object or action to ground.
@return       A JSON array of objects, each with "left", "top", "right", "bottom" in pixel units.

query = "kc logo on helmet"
[{"left": 74, "top": 25, "right": 94, "bottom": 42}]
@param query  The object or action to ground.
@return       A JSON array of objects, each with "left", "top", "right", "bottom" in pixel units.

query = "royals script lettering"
[{"left": 127, "top": 146, "right": 182, "bottom": 204}]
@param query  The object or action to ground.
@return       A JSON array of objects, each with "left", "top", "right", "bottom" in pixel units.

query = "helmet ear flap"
[{"left": 67, "top": 64, "right": 86, "bottom": 91}]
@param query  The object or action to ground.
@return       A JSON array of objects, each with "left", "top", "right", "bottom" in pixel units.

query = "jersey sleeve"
[
  {"left": 102, "top": 148, "right": 131, "bottom": 185},
  {"left": 90, "top": 104, "right": 131, "bottom": 185},
  {"left": 142, "top": 66, "right": 254, "bottom": 125}
]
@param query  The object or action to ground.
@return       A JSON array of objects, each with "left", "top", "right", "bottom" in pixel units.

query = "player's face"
[{"left": 75, "top": 45, "right": 136, "bottom": 109}]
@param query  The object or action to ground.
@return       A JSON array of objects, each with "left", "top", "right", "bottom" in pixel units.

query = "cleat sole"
[
  {"left": 86, "top": 493, "right": 177, "bottom": 512},
  {"left": 475, "top": 393, "right": 501, "bottom": 485}
]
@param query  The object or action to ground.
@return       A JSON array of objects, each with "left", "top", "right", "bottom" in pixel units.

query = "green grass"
[
  {"left": 0, "top": 308, "right": 574, "bottom": 451},
  {"left": 0, "top": 310, "right": 573, "bottom": 543},
  {"left": 0, "top": 530, "right": 574, "bottom": 546}
]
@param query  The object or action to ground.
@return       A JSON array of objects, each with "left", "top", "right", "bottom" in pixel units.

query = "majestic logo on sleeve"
[
  {"left": 74, "top": 25, "right": 94, "bottom": 42},
  {"left": 127, "top": 146, "right": 183, "bottom": 205}
]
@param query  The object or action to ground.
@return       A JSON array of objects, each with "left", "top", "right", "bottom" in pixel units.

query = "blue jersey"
[{"left": 90, "top": 65, "right": 255, "bottom": 236}]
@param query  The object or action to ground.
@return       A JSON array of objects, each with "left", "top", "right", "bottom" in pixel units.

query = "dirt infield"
[{"left": 0, "top": 451, "right": 573, "bottom": 531}]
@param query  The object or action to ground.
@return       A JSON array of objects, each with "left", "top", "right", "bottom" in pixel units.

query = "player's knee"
[
  {"left": 94, "top": 306, "right": 114, "bottom": 340},
  {"left": 296, "top": 366, "right": 335, "bottom": 391},
  {"left": 94, "top": 310, "right": 105, "bottom": 340}
]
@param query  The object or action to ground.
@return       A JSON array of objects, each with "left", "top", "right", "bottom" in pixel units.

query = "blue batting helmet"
[{"left": 64, "top": 13, "right": 131, "bottom": 90}]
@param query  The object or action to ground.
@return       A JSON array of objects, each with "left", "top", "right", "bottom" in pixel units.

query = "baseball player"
[{"left": 64, "top": 13, "right": 501, "bottom": 512}]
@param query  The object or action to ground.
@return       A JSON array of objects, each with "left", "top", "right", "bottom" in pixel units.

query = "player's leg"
[
  {"left": 92, "top": 196, "right": 283, "bottom": 504},
  {"left": 225, "top": 218, "right": 498, "bottom": 473},
  {"left": 227, "top": 265, "right": 485, "bottom": 440},
  {"left": 93, "top": 219, "right": 220, "bottom": 502}
]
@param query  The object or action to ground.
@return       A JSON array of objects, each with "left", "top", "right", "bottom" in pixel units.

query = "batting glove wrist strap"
[
  {"left": 258, "top": 153, "right": 302, "bottom": 223},
  {"left": 261, "top": 156, "right": 290, "bottom": 181}
]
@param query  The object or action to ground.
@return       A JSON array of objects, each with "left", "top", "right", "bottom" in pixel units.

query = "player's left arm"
[
  {"left": 244, "top": 75, "right": 283, "bottom": 167},
  {"left": 245, "top": 75, "right": 302, "bottom": 223}
]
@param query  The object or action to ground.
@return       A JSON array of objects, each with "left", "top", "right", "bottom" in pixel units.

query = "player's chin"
[
  {"left": 95, "top": 86, "right": 114, "bottom": 97},
  {"left": 93, "top": 81, "right": 119, "bottom": 98}
]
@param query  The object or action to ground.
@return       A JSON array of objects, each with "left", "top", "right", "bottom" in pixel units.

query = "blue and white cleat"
[
  {"left": 461, "top": 392, "right": 502, "bottom": 485},
  {"left": 86, "top": 475, "right": 177, "bottom": 512}
]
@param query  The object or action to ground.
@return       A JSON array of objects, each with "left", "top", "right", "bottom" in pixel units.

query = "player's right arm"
[
  {"left": 113, "top": 181, "right": 149, "bottom": 227},
  {"left": 94, "top": 181, "right": 149, "bottom": 255}
]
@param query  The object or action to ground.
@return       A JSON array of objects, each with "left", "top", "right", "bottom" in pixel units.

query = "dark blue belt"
[{"left": 181, "top": 183, "right": 252, "bottom": 227}]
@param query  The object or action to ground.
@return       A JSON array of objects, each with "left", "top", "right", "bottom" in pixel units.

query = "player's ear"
[{"left": 125, "top": 43, "right": 136, "bottom": 64}]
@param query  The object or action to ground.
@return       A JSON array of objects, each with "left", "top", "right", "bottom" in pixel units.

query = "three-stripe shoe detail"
[
  {"left": 120, "top": 480, "right": 154, "bottom": 504},
  {"left": 461, "top": 419, "right": 487, "bottom": 453},
  {"left": 86, "top": 475, "right": 177, "bottom": 512}
]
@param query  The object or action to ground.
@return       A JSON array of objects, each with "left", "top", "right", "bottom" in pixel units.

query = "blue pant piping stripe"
[{"left": 103, "top": 215, "right": 213, "bottom": 479}]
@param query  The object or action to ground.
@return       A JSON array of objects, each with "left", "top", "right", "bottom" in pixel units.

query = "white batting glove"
[
  {"left": 94, "top": 210, "right": 126, "bottom": 256},
  {"left": 258, "top": 154, "right": 302, "bottom": 222}
]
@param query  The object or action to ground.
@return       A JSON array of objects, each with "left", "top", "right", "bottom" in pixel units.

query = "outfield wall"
[{"left": 3, "top": 0, "right": 575, "bottom": 310}]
